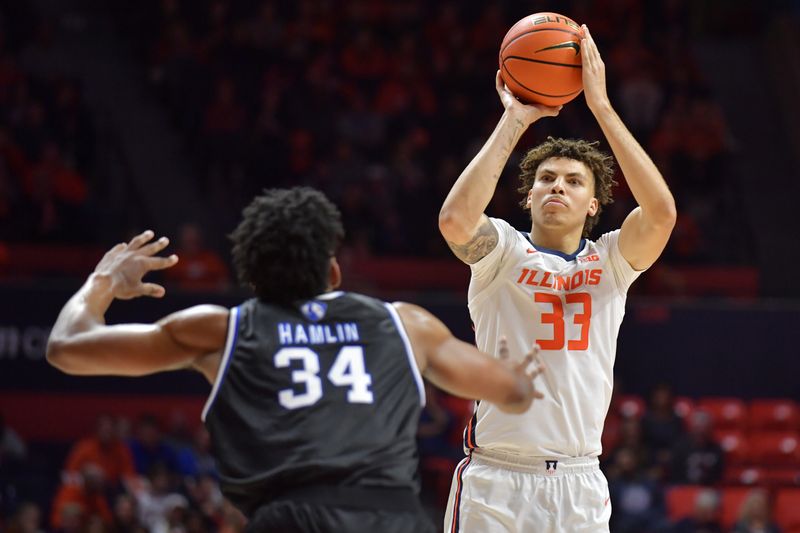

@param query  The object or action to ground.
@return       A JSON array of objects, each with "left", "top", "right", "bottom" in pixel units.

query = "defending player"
[
  {"left": 46, "top": 187, "right": 545, "bottom": 533},
  {"left": 438, "top": 26, "right": 676, "bottom": 531}
]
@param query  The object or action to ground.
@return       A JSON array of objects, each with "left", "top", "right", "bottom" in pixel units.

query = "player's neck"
[{"left": 529, "top": 226, "right": 583, "bottom": 255}]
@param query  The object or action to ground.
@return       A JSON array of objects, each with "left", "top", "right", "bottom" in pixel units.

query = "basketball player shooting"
[
  {"left": 438, "top": 25, "right": 676, "bottom": 532},
  {"left": 46, "top": 187, "right": 547, "bottom": 533}
]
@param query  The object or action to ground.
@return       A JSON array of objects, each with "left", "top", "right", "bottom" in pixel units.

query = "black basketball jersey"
[{"left": 202, "top": 291, "right": 426, "bottom": 516}]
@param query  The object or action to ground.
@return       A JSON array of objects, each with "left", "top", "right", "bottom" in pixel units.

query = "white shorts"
[{"left": 443, "top": 449, "right": 611, "bottom": 533}]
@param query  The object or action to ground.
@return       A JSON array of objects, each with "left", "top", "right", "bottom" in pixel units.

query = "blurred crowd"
[
  {"left": 0, "top": 4, "right": 97, "bottom": 244},
  {"left": 0, "top": 0, "right": 758, "bottom": 268},
  {"left": 4, "top": 383, "right": 796, "bottom": 532},
  {"left": 113, "top": 0, "right": 750, "bottom": 264},
  {"left": 0, "top": 1, "right": 783, "bottom": 528},
  {"left": 418, "top": 384, "right": 798, "bottom": 533},
  {"left": 1, "top": 412, "right": 245, "bottom": 533}
]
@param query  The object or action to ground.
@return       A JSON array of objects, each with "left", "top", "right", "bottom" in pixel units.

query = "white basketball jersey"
[{"left": 466, "top": 217, "right": 642, "bottom": 458}]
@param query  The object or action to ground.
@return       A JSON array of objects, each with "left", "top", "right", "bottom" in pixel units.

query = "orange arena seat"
[
  {"left": 750, "top": 432, "right": 800, "bottom": 467},
  {"left": 720, "top": 487, "right": 752, "bottom": 530},
  {"left": 617, "top": 395, "right": 646, "bottom": 419},
  {"left": 674, "top": 396, "right": 695, "bottom": 422},
  {"left": 697, "top": 398, "right": 747, "bottom": 431},
  {"left": 763, "top": 468, "right": 800, "bottom": 487},
  {"left": 723, "top": 466, "right": 764, "bottom": 486},
  {"left": 666, "top": 485, "right": 704, "bottom": 521},
  {"left": 750, "top": 399, "right": 799, "bottom": 432},
  {"left": 714, "top": 430, "right": 751, "bottom": 466},
  {"left": 774, "top": 488, "right": 800, "bottom": 530}
]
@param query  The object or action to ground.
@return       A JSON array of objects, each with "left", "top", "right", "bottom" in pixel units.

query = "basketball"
[{"left": 499, "top": 12, "right": 584, "bottom": 107}]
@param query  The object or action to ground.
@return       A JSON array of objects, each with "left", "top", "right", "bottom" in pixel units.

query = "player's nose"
[{"left": 550, "top": 178, "right": 566, "bottom": 194}]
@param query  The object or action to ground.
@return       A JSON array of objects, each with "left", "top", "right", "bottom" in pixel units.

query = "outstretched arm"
[
  {"left": 581, "top": 25, "right": 676, "bottom": 270},
  {"left": 438, "top": 72, "right": 562, "bottom": 264},
  {"left": 393, "top": 302, "right": 543, "bottom": 414},
  {"left": 46, "top": 230, "right": 228, "bottom": 380}
]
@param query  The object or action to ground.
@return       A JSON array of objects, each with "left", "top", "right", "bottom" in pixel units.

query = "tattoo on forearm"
[
  {"left": 496, "top": 118, "right": 526, "bottom": 176},
  {"left": 447, "top": 219, "right": 499, "bottom": 264}
]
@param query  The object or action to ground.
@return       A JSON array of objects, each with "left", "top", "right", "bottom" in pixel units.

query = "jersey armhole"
[
  {"left": 467, "top": 226, "right": 524, "bottom": 310},
  {"left": 603, "top": 230, "right": 642, "bottom": 295},
  {"left": 201, "top": 306, "right": 241, "bottom": 422},
  {"left": 383, "top": 303, "right": 426, "bottom": 407}
]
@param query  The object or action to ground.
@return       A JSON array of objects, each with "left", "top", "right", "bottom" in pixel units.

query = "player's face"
[{"left": 526, "top": 157, "right": 598, "bottom": 232}]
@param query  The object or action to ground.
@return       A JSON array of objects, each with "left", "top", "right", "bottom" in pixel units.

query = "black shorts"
[{"left": 245, "top": 486, "right": 435, "bottom": 533}]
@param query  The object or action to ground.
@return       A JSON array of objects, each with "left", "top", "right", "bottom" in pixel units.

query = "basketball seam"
[
  {"left": 503, "top": 55, "right": 582, "bottom": 69},
  {"left": 500, "top": 27, "right": 583, "bottom": 56},
  {"left": 501, "top": 62, "right": 583, "bottom": 98}
]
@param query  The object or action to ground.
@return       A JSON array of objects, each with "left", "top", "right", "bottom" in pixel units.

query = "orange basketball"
[{"left": 499, "top": 12, "right": 584, "bottom": 107}]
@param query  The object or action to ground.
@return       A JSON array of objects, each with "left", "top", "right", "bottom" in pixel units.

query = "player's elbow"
[
  {"left": 46, "top": 337, "right": 81, "bottom": 375},
  {"left": 652, "top": 197, "right": 678, "bottom": 230},
  {"left": 438, "top": 208, "right": 471, "bottom": 244}
]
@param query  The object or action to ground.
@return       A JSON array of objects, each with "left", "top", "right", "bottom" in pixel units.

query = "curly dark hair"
[
  {"left": 229, "top": 187, "right": 344, "bottom": 305},
  {"left": 517, "top": 137, "right": 617, "bottom": 237}
]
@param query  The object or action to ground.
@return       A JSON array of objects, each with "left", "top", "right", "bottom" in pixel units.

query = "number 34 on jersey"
[{"left": 274, "top": 346, "right": 374, "bottom": 410}]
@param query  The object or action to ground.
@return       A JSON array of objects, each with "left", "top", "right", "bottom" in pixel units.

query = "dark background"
[{"left": 1, "top": 1, "right": 799, "bottom": 532}]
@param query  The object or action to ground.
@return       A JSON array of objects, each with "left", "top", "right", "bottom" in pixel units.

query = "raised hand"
[
  {"left": 495, "top": 70, "right": 562, "bottom": 126},
  {"left": 580, "top": 25, "right": 610, "bottom": 112},
  {"left": 497, "top": 336, "right": 546, "bottom": 413},
  {"left": 93, "top": 230, "right": 179, "bottom": 300}
]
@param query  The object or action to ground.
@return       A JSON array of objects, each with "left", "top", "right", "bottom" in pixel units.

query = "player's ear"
[
  {"left": 525, "top": 188, "right": 533, "bottom": 209},
  {"left": 588, "top": 197, "right": 599, "bottom": 217},
  {"left": 329, "top": 257, "right": 342, "bottom": 290}
]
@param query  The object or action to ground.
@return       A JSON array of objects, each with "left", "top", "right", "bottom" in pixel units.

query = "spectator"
[
  {"left": 62, "top": 414, "right": 137, "bottom": 490},
  {"left": 185, "top": 474, "right": 224, "bottom": 527},
  {"left": 163, "top": 409, "right": 193, "bottom": 451},
  {"left": 731, "top": 489, "right": 782, "bottom": 533},
  {"left": 246, "top": 1, "right": 283, "bottom": 53},
  {"left": 127, "top": 415, "right": 180, "bottom": 476},
  {"left": 607, "top": 447, "right": 667, "bottom": 533},
  {"left": 641, "top": 383, "right": 685, "bottom": 476},
  {"left": 52, "top": 503, "right": 83, "bottom": 533},
  {"left": 163, "top": 223, "right": 230, "bottom": 291},
  {"left": 601, "top": 381, "right": 626, "bottom": 458},
  {"left": 217, "top": 500, "right": 246, "bottom": 533},
  {"left": 0, "top": 412, "right": 27, "bottom": 466},
  {"left": 50, "top": 463, "right": 113, "bottom": 531},
  {"left": 132, "top": 464, "right": 188, "bottom": 533},
  {"left": 109, "top": 493, "right": 143, "bottom": 533},
  {"left": 51, "top": 78, "right": 94, "bottom": 174},
  {"left": 339, "top": 29, "right": 386, "bottom": 81},
  {"left": 670, "top": 411, "right": 725, "bottom": 485},
  {"left": 202, "top": 77, "right": 246, "bottom": 188},
  {"left": 669, "top": 488, "right": 723, "bottom": 533},
  {"left": 616, "top": 64, "right": 664, "bottom": 141},
  {"left": 176, "top": 426, "right": 217, "bottom": 479},
  {"left": 417, "top": 383, "right": 456, "bottom": 460},
  {"left": 607, "top": 417, "right": 654, "bottom": 475},
  {"left": 23, "top": 141, "right": 89, "bottom": 239},
  {"left": 13, "top": 100, "right": 48, "bottom": 163},
  {"left": 6, "top": 501, "right": 44, "bottom": 533}
]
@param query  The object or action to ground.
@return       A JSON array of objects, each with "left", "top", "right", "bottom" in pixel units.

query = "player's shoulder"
[
  {"left": 485, "top": 216, "right": 531, "bottom": 250},
  {"left": 586, "top": 229, "right": 622, "bottom": 254},
  {"left": 316, "top": 291, "right": 395, "bottom": 320},
  {"left": 336, "top": 290, "right": 386, "bottom": 309},
  {"left": 166, "top": 304, "right": 231, "bottom": 324},
  {"left": 487, "top": 216, "right": 523, "bottom": 237}
]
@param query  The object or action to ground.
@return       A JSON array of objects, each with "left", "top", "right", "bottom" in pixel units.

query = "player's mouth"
[{"left": 543, "top": 198, "right": 567, "bottom": 208}]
